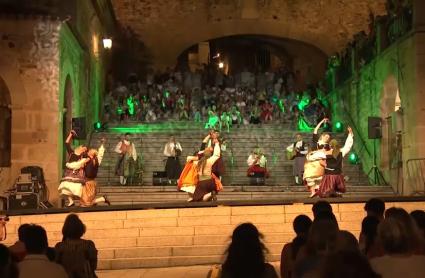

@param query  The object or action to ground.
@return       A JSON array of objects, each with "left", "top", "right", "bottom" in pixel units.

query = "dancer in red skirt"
[{"left": 318, "top": 127, "right": 354, "bottom": 197}]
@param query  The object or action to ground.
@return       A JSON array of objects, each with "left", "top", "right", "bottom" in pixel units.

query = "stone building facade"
[{"left": 0, "top": 0, "right": 114, "bottom": 203}]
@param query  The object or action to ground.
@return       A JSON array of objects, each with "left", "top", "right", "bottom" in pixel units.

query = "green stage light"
[
  {"left": 94, "top": 122, "right": 102, "bottom": 131},
  {"left": 348, "top": 152, "right": 359, "bottom": 164},
  {"left": 335, "top": 121, "right": 343, "bottom": 132}
]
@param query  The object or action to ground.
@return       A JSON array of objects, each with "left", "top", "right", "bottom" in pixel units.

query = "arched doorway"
[
  {"left": 62, "top": 76, "right": 73, "bottom": 166},
  {"left": 0, "top": 76, "right": 11, "bottom": 167},
  {"left": 380, "top": 75, "right": 402, "bottom": 186}
]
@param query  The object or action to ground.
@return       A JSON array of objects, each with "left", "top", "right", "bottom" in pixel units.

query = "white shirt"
[
  {"left": 286, "top": 140, "right": 308, "bottom": 155},
  {"left": 247, "top": 154, "right": 267, "bottom": 168},
  {"left": 164, "top": 142, "right": 182, "bottom": 157},
  {"left": 114, "top": 140, "right": 137, "bottom": 161},
  {"left": 19, "top": 254, "right": 68, "bottom": 278}
]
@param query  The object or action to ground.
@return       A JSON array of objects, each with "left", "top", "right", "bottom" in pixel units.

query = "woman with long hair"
[
  {"left": 317, "top": 127, "right": 353, "bottom": 197},
  {"left": 222, "top": 223, "right": 278, "bottom": 278},
  {"left": 55, "top": 214, "right": 97, "bottom": 278},
  {"left": 191, "top": 138, "right": 222, "bottom": 201}
]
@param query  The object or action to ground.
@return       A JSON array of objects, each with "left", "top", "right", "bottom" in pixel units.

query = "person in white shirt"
[
  {"left": 114, "top": 133, "right": 137, "bottom": 185},
  {"left": 286, "top": 134, "right": 309, "bottom": 185},
  {"left": 164, "top": 136, "right": 183, "bottom": 183},
  {"left": 247, "top": 147, "right": 269, "bottom": 178},
  {"left": 19, "top": 224, "right": 68, "bottom": 278}
]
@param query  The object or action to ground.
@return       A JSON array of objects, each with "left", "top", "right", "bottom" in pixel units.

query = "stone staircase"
[{"left": 88, "top": 121, "right": 392, "bottom": 204}]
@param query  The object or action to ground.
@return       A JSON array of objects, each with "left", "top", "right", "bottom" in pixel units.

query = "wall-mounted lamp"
[
  {"left": 103, "top": 38, "right": 112, "bottom": 49},
  {"left": 218, "top": 62, "right": 224, "bottom": 69}
]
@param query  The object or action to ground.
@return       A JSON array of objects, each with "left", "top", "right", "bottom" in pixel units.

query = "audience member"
[
  {"left": 364, "top": 198, "right": 385, "bottom": 220},
  {"left": 320, "top": 250, "right": 381, "bottom": 278},
  {"left": 294, "top": 217, "right": 339, "bottom": 278},
  {"left": 280, "top": 215, "right": 312, "bottom": 278},
  {"left": 0, "top": 244, "right": 19, "bottom": 278},
  {"left": 55, "top": 214, "right": 98, "bottom": 278},
  {"left": 335, "top": 230, "right": 359, "bottom": 252},
  {"left": 18, "top": 224, "right": 67, "bottom": 278},
  {"left": 8, "top": 224, "right": 30, "bottom": 262},
  {"left": 221, "top": 223, "right": 278, "bottom": 278},
  {"left": 410, "top": 210, "right": 425, "bottom": 240},
  {"left": 359, "top": 216, "right": 382, "bottom": 258},
  {"left": 370, "top": 215, "right": 425, "bottom": 278},
  {"left": 312, "top": 200, "right": 333, "bottom": 219}
]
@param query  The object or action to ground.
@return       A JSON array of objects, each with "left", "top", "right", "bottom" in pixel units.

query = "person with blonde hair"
[
  {"left": 317, "top": 127, "right": 353, "bottom": 197},
  {"left": 370, "top": 213, "right": 425, "bottom": 278}
]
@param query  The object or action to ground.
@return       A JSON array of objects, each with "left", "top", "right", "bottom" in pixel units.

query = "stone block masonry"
[{"left": 3, "top": 201, "right": 425, "bottom": 270}]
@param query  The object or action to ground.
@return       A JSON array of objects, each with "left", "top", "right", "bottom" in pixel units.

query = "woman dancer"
[
  {"left": 58, "top": 130, "right": 88, "bottom": 207},
  {"left": 318, "top": 127, "right": 354, "bottom": 197}
]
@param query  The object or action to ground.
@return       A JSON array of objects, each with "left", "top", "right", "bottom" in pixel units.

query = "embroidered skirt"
[
  {"left": 318, "top": 174, "right": 346, "bottom": 197},
  {"left": 80, "top": 179, "right": 97, "bottom": 207}
]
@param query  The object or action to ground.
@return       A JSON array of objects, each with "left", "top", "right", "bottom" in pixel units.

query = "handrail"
[{"left": 406, "top": 158, "right": 425, "bottom": 196}]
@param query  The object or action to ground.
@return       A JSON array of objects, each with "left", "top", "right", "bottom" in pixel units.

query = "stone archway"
[
  {"left": 0, "top": 76, "right": 11, "bottom": 167},
  {"left": 380, "top": 75, "right": 402, "bottom": 178}
]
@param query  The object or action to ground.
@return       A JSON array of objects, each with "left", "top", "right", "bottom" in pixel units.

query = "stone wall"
[
  {"left": 329, "top": 31, "right": 424, "bottom": 194},
  {"left": 0, "top": 0, "right": 112, "bottom": 204},
  {"left": 111, "top": 0, "right": 387, "bottom": 69},
  {"left": 3, "top": 201, "right": 425, "bottom": 269},
  {"left": 0, "top": 17, "right": 62, "bottom": 201}
]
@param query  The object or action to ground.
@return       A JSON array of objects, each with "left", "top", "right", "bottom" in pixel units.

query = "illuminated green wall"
[{"left": 329, "top": 33, "right": 416, "bottom": 190}]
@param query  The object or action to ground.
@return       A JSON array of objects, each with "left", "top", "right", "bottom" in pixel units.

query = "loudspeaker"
[
  {"left": 7, "top": 193, "right": 39, "bottom": 210},
  {"left": 71, "top": 117, "right": 86, "bottom": 139},
  {"left": 368, "top": 117, "right": 382, "bottom": 139}
]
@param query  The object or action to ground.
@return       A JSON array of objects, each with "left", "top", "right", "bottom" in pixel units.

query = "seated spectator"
[
  {"left": 0, "top": 244, "right": 19, "bottom": 278},
  {"left": 312, "top": 200, "right": 333, "bottom": 219},
  {"left": 370, "top": 213, "right": 425, "bottom": 278},
  {"left": 320, "top": 250, "right": 380, "bottom": 278},
  {"left": 247, "top": 147, "right": 269, "bottom": 178},
  {"left": 335, "top": 230, "right": 359, "bottom": 252},
  {"left": 364, "top": 198, "right": 385, "bottom": 220},
  {"left": 221, "top": 223, "right": 278, "bottom": 278},
  {"left": 55, "top": 214, "right": 98, "bottom": 278},
  {"left": 280, "top": 215, "right": 312, "bottom": 278},
  {"left": 410, "top": 210, "right": 425, "bottom": 240},
  {"left": 19, "top": 224, "right": 67, "bottom": 278},
  {"left": 359, "top": 216, "right": 383, "bottom": 258},
  {"left": 8, "top": 224, "right": 30, "bottom": 262},
  {"left": 294, "top": 217, "right": 339, "bottom": 278}
]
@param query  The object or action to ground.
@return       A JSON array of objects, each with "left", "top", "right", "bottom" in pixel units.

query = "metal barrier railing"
[{"left": 406, "top": 158, "right": 425, "bottom": 195}]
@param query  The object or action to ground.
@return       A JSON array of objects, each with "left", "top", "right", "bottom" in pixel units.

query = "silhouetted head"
[{"left": 62, "top": 214, "right": 86, "bottom": 240}]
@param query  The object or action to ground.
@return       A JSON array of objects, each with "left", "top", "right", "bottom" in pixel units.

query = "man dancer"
[
  {"left": 114, "top": 133, "right": 137, "bottom": 185},
  {"left": 200, "top": 130, "right": 226, "bottom": 179},
  {"left": 286, "top": 133, "right": 308, "bottom": 185},
  {"left": 164, "top": 136, "right": 183, "bottom": 184},
  {"left": 80, "top": 138, "right": 111, "bottom": 207}
]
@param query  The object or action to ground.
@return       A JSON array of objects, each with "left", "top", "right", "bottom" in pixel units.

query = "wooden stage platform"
[{"left": 2, "top": 196, "right": 425, "bottom": 270}]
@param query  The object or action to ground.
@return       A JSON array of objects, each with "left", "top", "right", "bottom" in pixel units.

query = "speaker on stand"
[{"left": 367, "top": 117, "right": 388, "bottom": 185}]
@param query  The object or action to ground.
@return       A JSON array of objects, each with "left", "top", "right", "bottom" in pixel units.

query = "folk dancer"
[
  {"left": 164, "top": 136, "right": 183, "bottom": 184},
  {"left": 189, "top": 140, "right": 223, "bottom": 201},
  {"left": 317, "top": 127, "right": 354, "bottom": 197},
  {"left": 58, "top": 130, "right": 88, "bottom": 207},
  {"left": 114, "top": 133, "right": 137, "bottom": 185},
  {"left": 247, "top": 147, "right": 269, "bottom": 178},
  {"left": 302, "top": 118, "right": 331, "bottom": 197},
  {"left": 286, "top": 134, "right": 308, "bottom": 185},
  {"left": 80, "top": 138, "right": 111, "bottom": 207},
  {"left": 200, "top": 130, "right": 226, "bottom": 179}
]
